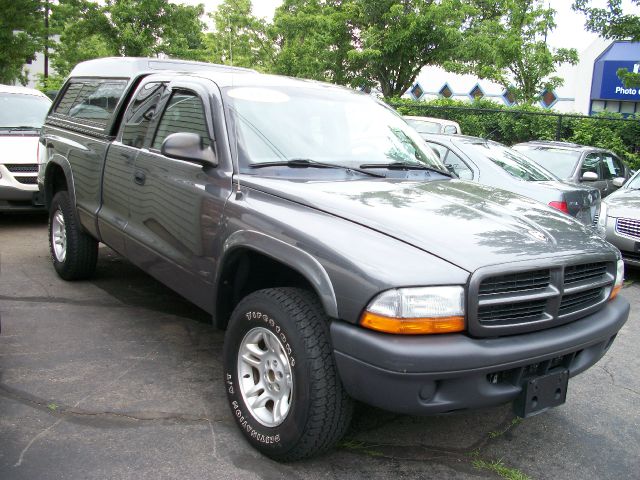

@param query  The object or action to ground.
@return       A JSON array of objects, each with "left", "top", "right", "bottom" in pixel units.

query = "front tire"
[
  {"left": 49, "top": 191, "right": 98, "bottom": 280},
  {"left": 223, "top": 288, "right": 353, "bottom": 461}
]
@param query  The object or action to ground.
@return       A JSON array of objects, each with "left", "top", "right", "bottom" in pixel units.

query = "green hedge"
[{"left": 390, "top": 97, "right": 640, "bottom": 170}]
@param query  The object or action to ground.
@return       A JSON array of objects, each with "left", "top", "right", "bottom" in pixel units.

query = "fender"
[
  {"left": 43, "top": 155, "right": 77, "bottom": 210},
  {"left": 219, "top": 230, "right": 339, "bottom": 319}
]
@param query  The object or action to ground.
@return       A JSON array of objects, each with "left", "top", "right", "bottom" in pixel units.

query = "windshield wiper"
[
  {"left": 249, "top": 158, "right": 386, "bottom": 178},
  {"left": 359, "top": 161, "right": 452, "bottom": 177}
]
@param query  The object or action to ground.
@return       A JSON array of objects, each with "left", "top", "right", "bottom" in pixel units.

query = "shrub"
[{"left": 389, "top": 97, "right": 640, "bottom": 170}]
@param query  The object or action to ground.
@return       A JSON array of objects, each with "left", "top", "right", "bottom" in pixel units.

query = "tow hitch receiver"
[{"left": 514, "top": 370, "right": 569, "bottom": 418}]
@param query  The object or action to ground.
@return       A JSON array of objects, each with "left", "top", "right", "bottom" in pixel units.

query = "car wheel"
[
  {"left": 49, "top": 191, "right": 98, "bottom": 280},
  {"left": 223, "top": 287, "right": 353, "bottom": 461}
]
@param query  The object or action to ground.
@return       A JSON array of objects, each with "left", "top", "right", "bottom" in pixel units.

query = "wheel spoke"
[
  {"left": 240, "top": 352, "right": 262, "bottom": 369},
  {"left": 251, "top": 390, "right": 272, "bottom": 409},
  {"left": 244, "top": 382, "right": 265, "bottom": 399}
]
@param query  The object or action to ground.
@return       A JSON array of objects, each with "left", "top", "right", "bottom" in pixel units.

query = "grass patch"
[
  {"left": 473, "top": 458, "right": 531, "bottom": 480},
  {"left": 488, "top": 417, "right": 523, "bottom": 438},
  {"left": 338, "top": 439, "right": 384, "bottom": 457}
]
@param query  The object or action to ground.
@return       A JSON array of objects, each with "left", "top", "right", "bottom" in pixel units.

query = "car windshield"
[
  {"left": 0, "top": 93, "right": 51, "bottom": 129},
  {"left": 512, "top": 146, "right": 581, "bottom": 178},
  {"left": 464, "top": 141, "right": 558, "bottom": 181},
  {"left": 625, "top": 171, "right": 640, "bottom": 189},
  {"left": 405, "top": 118, "right": 441, "bottom": 134},
  {"left": 223, "top": 86, "right": 444, "bottom": 172}
]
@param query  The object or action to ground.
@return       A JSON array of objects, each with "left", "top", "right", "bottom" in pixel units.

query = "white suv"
[{"left": 0, "top": 85, "right": 52, "bottom": 211}]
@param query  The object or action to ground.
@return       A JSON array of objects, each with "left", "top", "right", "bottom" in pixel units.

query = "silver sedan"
[{"left": 598, "top": 170, "right": 640, "bottom": 267}]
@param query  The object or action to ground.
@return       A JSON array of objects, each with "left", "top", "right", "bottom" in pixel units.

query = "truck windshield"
[
  {"left": 0, "top": 93, "right": 51, "bottom": 129},
  {"left": 223, "top": 86, "right": 444, "bottom": 173}
]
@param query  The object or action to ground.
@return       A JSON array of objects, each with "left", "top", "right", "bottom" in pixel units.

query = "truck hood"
[
  {"left": 604, "top": 187, "right": 640, "bottom": 219},
  {"left": 0, "top": 133, "right": 39, "bottom": 164},
  {"left": 241, "top": 176, "right": 614, "bottom": 272}
]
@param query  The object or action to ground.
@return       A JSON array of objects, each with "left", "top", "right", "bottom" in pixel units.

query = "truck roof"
[{"left": 68, "top": 57, "right": 257, "bottom": 78}]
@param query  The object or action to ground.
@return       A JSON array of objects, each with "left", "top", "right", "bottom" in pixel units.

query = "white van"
[{"left": 0, "top": 85, "right": 52, "bottom": 211}]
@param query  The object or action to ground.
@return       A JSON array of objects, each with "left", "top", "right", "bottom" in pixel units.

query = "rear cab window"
[{"left": 52, "top": 78, "right": 128, "bottom": 132}]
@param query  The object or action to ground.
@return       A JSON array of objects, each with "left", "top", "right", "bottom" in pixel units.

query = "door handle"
[{"left": 134, "top": 171, "right": 146, "bottom": 185}]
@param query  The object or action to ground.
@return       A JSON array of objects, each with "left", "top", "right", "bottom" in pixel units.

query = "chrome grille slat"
[{"left": 616, "top": 218, "right": 640, "bottom": 240}]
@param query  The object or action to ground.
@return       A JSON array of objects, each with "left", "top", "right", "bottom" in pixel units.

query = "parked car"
[
  {"left": 422, "top": 134, "right": 601, "bottom": 226},
  {"left": 597, "top": 170, "right": 640, "bottom": 267},
  {"left": 512, "top": 141, "right": 630, "bottom": 198},
  {"left": 40, "top": 57, "right": 628, "bottom": 461},
  {"left": 404, "top": 115, "right": 461, "bottom": 135},
  {"left": 0, "top": 84, "right": 51, "bottom": 211}
]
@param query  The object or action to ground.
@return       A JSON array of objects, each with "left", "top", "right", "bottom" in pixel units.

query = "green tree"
[
  {"left": 49, "top": 0, "right": 206, "bottom": 77},
  {"left": 205, "top": 0, "right": 274, "bottom": 70},
  {"left": 573, "top": 0, "right": 640, "bottom": 87},
  {"left": 446, "top": 0, "right": 578, "bottom": 104},
  {"left": 271, "top": 0, "right": 354, "bottom": 85},
  {"left": 347, "top": 0, "right": 467, "bottom": 97},
  {"left": 0, "top": 0, "right": 45, "bottom": 84}
]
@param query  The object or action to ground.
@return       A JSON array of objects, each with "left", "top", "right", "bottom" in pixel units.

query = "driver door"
[{"left": 125, "top": 79, "right": 232, "bottom": 311}]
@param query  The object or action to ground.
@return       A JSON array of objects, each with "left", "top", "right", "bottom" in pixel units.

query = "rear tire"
[
  {"left": 223, "top": 287, "right": 353, "bottom": 461},
  {"left": 49, "top": 191, "right": 98, "bottom": 280}
]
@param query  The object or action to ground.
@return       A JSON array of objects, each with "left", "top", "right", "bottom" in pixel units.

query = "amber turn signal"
[
  {"left": 360, "top": 311, "right": 465, "bottom": 335},
  {"left": 609, "top": 284, "right": 622, "bottom": 300}
]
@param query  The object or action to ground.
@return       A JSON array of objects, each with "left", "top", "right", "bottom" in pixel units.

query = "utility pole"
[{"left": 44, "top": 0, "right": 49, "bottom": 79}]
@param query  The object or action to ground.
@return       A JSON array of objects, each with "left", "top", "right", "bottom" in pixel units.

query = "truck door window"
[
  {"left": 152, "top": 91, "right": 211, "bottom": 151},
  {"left": 121, "top": 82, "right": 164, "bottom": 148}
]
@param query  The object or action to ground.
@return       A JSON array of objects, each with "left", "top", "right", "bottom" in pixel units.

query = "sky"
[{"left": 181, "top": 0, "right": 640, "bottom": 52}]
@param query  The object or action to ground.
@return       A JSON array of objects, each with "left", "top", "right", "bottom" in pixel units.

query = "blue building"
[{"left": 407, "top": 40, "right": 640, "bottom": 116}]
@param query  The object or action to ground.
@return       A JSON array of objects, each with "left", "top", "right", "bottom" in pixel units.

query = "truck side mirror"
[
  {"left": 581, "top": 171, "right": 598, "bottom": 182},
  {"left": 161, "top": 132, "right": 217, "bottom": 166}
]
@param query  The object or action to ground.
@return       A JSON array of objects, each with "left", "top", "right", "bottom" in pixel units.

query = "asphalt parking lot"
[{"left": 1, "top": 214, "right": 639, "bottom": 480}]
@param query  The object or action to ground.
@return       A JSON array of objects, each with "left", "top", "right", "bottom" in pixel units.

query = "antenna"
[{"left": 228, "top": 14, "right": 242, "bottom": 199}]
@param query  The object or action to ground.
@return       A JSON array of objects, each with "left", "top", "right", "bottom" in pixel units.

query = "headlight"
[
  {"left": 596, "top": 202, "right": 608, "bottom": 237},
  {"left": 609, "top": 258, "right": 624, "bottom": 300},
  {"left": 360, "top": 286, "right": 465, "bottom": 334}
]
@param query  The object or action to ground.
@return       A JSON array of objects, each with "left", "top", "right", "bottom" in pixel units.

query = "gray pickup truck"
[{"left": 40, "top": 57, "right": 629, "bottom": 461}]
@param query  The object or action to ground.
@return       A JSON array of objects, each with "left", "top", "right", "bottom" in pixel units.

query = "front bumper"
[
  {"left": 331, "top": 296, "right": 629, "bottom": 415},
  {"left": 604, "top": 220, "right": 640, "bottom": 267},
  {"left": 0, "top": 185, "right": 45, "bottom": 211}
]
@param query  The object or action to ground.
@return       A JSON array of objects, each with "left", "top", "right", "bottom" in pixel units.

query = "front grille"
[
  {"left": 479, "top": 299, "right": 547, "bottom": 324},
  {"left": 564, "top": 262, "right": 607, "bottom": 285},
  {"left": 592, "top": 212, "right": 599, "bottom": 226},
  {"left": 5, "top": 164, "right": 38, "bottom": 173},
  {"left": 478, "top": 269, "right": 550, "bottom": 295},
  {"left": 471, "top": 259, "right": 614, "bottom": 336},
  {"left": 559, "top": 287, "right": 604, "bottom": 315},
  {"left": 616, "top": 218, "right": 640, "bottom": 240},
  {"left": 15, "top": 176, "right": 38, "bottom": 184}
]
